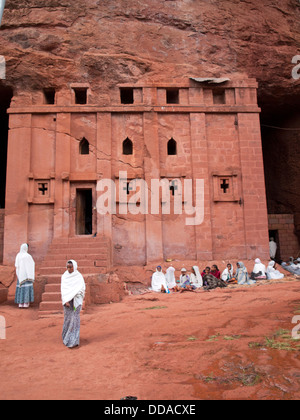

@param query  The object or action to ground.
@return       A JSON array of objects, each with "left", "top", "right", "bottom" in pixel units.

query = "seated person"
[
  {"left": 236, "top": 261, "right": 256, "bottom": 285},
  {"left": 190, "top": 266, "right": 203, "bottom": 288},
  {"left": 211, "top": 264, "right": 221, "bottom": 279},
  {"left": 173, "top": 268, "right": 196, "bottom": 292},
  {"left": 221, "top": 263, "right": 236, "bottom": 283},
  {"left": 201, "top": 266, "right": 211, "bottom": 277},
  {"left": 250, "top": 258, "right": 267, "bottom": 280},
  {"left": 165, "top": 266, "right": 176, "bottom": 290},
  {"left": 151, "top": 266, "right": 169, "bottom": 293},
  {"left": 267, "top": 261, "right": 284, "bottom": 280},
  {"left": 203, "top": 273, "right": 227, "bottom": 290}
]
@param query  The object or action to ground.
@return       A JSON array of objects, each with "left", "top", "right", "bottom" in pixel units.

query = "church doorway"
[{"left": 76, "top": 189, "right": 93, "bottom": 235}]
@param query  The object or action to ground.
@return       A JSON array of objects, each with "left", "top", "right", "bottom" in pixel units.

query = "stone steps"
[{"left": 38, "top": 235, "right": 110, "bottom": 317}]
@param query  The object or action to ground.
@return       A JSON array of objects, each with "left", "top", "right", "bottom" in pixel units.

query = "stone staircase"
[{"left": 38, "top": 236, "right": 111, "bottom": 317}]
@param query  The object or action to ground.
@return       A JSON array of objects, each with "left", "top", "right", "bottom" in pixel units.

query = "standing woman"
[
  {"left": 15, "top": 243, "right": 35, "bottom": 308},
  {"left": 61, "top": 260, "right": 86, "bottom": 348}
]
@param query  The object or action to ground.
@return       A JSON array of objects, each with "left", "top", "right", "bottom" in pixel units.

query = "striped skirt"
[
  {"left": 15, "top": 279, "right": 34, "bottom": 305},
  {"left": 62, "top": 300, "right": 82, "bottom": 348}
]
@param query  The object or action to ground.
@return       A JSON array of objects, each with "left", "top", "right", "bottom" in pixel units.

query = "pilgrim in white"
[
  {"left": 267, "top": 261, "right": 284, "bottom": 279},
  {"left": 165, "top": 266, "right": 177, "bottom": 290},
  {"left": 14, "top": 243, "right": 35, "bottom": 308},
  {"left": 269, "top": 237, "right": 277, "bottom": 259},
  {"left": 151, "top": 266, "right": 168, "bottom": 293},
  {"left": 61, "top": 260, "right": 86, "bottom": 348},
  {"left": 250, "top": 258, "right": 267, "bottom": 280},
  {"left": 190, "top": 266, "right": 203, "bottom": 288}
]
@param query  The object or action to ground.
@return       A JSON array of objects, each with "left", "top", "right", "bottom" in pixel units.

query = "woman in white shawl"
[
  {"left": 165, "top": 266, "right": 176, "bottom": 290},
  {"left": 267, "top": 261, "right": 284, "bottom": 280},
  {"left": 151, "top": 266, "right": 168, "bottom": 293},
  {"left": 251, "top": 258, "right": 267, "bottom": 280},
  {"left": 14, "top": 243, "right": 35, "bottom": 308},
  {"left": 61, "top": 260, "right": 86, "bottom": 348},
  {"left": 190, "top": 266, "right": 203, "bottom": 288}
]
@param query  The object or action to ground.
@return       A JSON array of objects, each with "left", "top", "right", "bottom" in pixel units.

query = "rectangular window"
[
  {"left": 120, "top": 88, "right": 134, "bottom": 104},
  {"left": 74, "top": 88, "right": 88, "bottom": 105},
  {"left": 43, "top": 88, "right": 56, "bottom": 105},
  {"left": 166, "top": 88, "right": 179, "bottom": 104},
  {"left": 213, "top": 89, "right": 226, "bottom": 105}
]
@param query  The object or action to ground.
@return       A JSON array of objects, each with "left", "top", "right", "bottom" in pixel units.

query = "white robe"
[
  {"left": 151, "top": 269, "right": 168, "bottom": 292},
  {"left": 165, "top": 266, "right": 176, "bottom": 289},
  {"left": 15, "top": 243, "right": 35, "bottom": 285},
  {"left": 190, "top": 266, "right": 203, "bottom": 287},
  {"left": 252, "top": 258, "right": 266, "bottom": 276},
  {"left": 221, "top": 265, "right": 233, "bottom": 281},
  {"left": 269, "top": 240, "right": 277, "bottom": 259},
  {"left": 61, "top": 260, "right": 86, "bottom": 309},
  {"left": 267, "top": 261, "right": 284, "bottom": 280}
]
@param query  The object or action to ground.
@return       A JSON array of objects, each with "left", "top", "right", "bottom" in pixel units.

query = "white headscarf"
[
  {"left": 165, "top": 266, "right": 176, "bottom": 289},
  {"left": 253, "top": 258, "right": 266, "bottom": 275},
  {"left": 15, "top": 243, "right": 35, "bottom": 285},
  {"left": 190, "top": 266, "right": 203, "bottom": 287},
  {"left": 267, "top": 261, "right": 284, "bottom": 280},
  {"left": 61, "top": 260, "right": 86, "bottom": 309},
  {"left": 151, "top": 266, "right": 167, "bottom": 292}
]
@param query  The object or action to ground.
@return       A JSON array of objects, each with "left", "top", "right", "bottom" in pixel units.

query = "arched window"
[
  {"left": 167, "top": 138, "right": 177, "bottom": 155},
  {"left": 122, "top": 137, "right": 133, "bottom": 155},
  {"left": 79, "top": 137, "right": 89, "bottom": 155}
]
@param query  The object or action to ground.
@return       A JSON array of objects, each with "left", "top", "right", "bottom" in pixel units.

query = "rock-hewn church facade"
[{"left": 3, "top": 76, "right": 270, "bottom": 267}]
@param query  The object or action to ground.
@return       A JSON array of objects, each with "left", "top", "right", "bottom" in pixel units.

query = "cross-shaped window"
[
  {"left": 220, "top": 179, "right": 229, "bottom": 194},
  {"left": 38, "top": 183, "right": 48, "bottom": 196},
  {"left": 123, "top": 182, "right": 133, "bottom": 195},
  {"left": 169, "top": 180, "right": 178, "bottom": 196}
]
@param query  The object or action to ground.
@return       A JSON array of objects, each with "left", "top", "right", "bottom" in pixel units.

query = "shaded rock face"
[
  {"left": 0, "top": 0, "right": 299, "bottom": 244},
  {"left": 0, "top": 1, "right": 299, "bottom": 100}
]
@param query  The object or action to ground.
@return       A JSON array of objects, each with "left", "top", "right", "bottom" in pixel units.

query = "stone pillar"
[
  {"left": 53, "top": 113, "right": 71, "bottom": 238},
  {"left": 96, "top": 112, "right": 112, "bottom": 238},
  {"left": 190, "top": 113, "right": 213, "bottom": 260},
  {"left": 143, "top": 109, "right": 164, "bottom": 264},
  {"left": 4, "top": 114, "right": 32, "bottom": 264},
  {"left": 238, "top": 112, "right": 269, "bottom": 259}
]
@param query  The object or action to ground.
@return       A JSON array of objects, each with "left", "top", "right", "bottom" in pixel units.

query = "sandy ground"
[{"left": 1, "top": 279, "right": 300, "bottom": 400}]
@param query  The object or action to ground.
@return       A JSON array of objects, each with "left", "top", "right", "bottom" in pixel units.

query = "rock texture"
[{"left": 0, "top": 0, "right": 299, "bottom": 108}]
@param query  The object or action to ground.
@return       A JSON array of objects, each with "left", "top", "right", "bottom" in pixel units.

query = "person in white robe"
[
  {"left": 221, "top": 263, "right": 234, "bottom": 282},
  {"left": 267, "top": 261, "right": 284, "bottom": 279},
  {"left": 190, "top": 266, "right": 203, "bottom": 288},
  {"left": 61, "top": 260, "right": 86, "bottom": 348},
  {"left": 14, "top": 243, "right": 35, "bottom": 308},
  {"left": 151, "top": 266, "right": 168, "bottom": 292},
  {"left": 251, "top": 258, "right": 267, "bottom": 279},
  {"left": 269, "top": 238, "right": 277, "bottom": 259},
  {"left": 165, "top": 266, "right": 176, "bottom": 290}
]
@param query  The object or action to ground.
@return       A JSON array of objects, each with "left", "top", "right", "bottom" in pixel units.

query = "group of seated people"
[
  {"left": 281, "top": 258, "right": 300, "bottom": 276},
  {"left": 151, "top": 259, "right": 285, "bottom": 293}
]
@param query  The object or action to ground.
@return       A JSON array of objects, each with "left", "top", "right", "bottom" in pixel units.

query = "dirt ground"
[{"left": 1, "top": 279, "right": 300, "bottom": 400}]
